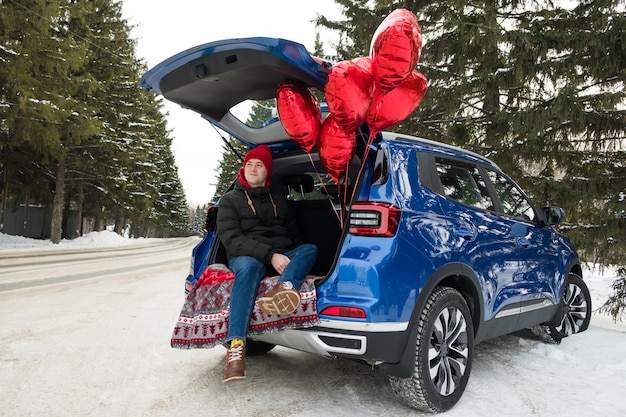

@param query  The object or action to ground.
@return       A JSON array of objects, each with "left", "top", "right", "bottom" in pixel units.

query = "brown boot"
[
  {"left": 222, "top": 344, "right": 246, "bottom": 383},
  {"left": 257, "top": 281, "right": 301, "bottom": 315}
]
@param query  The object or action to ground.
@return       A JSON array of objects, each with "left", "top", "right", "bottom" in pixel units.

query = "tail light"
[
  {"left": 349, "top": 202, "right": 401, "bottom": 236},
  {"left": 320, "top": 306, "right": 367, "bottom": 319}
]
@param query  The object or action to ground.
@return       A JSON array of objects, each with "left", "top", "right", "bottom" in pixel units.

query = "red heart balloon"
[
  {"left": 277, "top": 81, "right": 322, "bottom": 153},
  {"left": 370, "top": 9, "right": 422, "bottom": 92},
  {"left": 367, "top": 70, "right": 428, "bottom": 134},
  {"left": 318, "top": 114, "right": 356, "bottom": 183},
  {"left": 325, "top": 57, "right": 375, "bottom": 132}
]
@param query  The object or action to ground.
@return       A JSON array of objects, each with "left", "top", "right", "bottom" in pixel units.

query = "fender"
[
  {"left": 379, "top": 262, "right": 484, "bottom": 377},
  {"left": 543, "top": 259, "right": 583, "bottom": 326}
]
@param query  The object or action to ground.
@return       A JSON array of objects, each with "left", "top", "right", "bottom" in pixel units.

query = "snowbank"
[{"left": 0, "top": 230, "right": 149, "bottom": 251}]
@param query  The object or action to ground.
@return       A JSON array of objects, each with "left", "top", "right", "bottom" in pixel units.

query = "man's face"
[{"left": 244, "top": 158, "right": 268, "bottom": 187}]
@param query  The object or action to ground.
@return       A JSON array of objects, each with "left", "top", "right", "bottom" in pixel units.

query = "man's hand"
[{"left": 271, "top": 253, "right": 291, "bottom": 274}]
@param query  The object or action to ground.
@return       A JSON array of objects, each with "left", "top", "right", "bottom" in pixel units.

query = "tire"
[
  {"left": 390, "top": 287, "right": 474, "bottom": 413},
  {"left": 221, "top": 339, "right": 276, "bottom": 356},
  {"left": 541, "top": 272, "right": 591, "bottom": 344}
]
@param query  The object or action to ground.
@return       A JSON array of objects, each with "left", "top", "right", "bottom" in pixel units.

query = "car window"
[
  {"left": 286, "top": 172, "right": 334, "bottom": 201},
  {"left": 486, "top": 170, "right": 537, "bottom": 222},
  {"left": 435, "top": 158, "right": 494, "bottom": 211},
  {"left": 371, "top": 147, "right": 389, "bottom": 186}
]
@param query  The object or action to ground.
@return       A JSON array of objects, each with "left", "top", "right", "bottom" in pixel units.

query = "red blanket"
[{"left": 171, "top": 264, "right": 319, "bottom": 349}]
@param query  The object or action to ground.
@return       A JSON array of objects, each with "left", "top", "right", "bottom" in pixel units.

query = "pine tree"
[
  {"left": 0, "top": 1, "right": 100, "bottom": 242},
  {"left": 64, "top": 0, "right": 138, "bottom": 236},
  {"left": 213, "top": 137, "right": 247, "bottom": 200},
  {"left": 143, "top": 93, "right": 189, "bottom": 237},
  {"left": 0, "top": 0, "right": 69, "bottom": 232},
  {"left": 70, "top": 0, "right": 190, "bottom": 238},
  {"left": 1, "top": 0, "right": 189, "bottom": 239}
]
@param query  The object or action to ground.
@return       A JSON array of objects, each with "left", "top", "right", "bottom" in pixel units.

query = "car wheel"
[
  {"left": 390, "top": 287, "right": 474, "bottom": 413},
  {"left": 221, "top": 339, "right": 276, "bottom": 356},
  {"left": 542, "top": 272, "right": 591, "bottom": 344}
]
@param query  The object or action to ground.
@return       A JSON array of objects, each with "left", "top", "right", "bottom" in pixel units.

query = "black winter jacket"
[{"left": 216, "top": 180, "right": 302, "bottom": 264}]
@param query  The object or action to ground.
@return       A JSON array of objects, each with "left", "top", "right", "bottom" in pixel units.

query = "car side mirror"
[{"left": 542, "top": 206, "right": 565, "bottom": 226}]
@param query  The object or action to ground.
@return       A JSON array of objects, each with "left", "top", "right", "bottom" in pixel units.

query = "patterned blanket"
[{"left": 171, "top": 264, "right": 320, "bottom": 349}]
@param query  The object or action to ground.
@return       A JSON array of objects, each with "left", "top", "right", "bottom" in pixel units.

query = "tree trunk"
[
  {"left": 82, "top": 216, "right": 93, "bottom": 234},
  {"left": 23, "top": 189, "right": 30, "bottom": 236},
  {"left": 114, "top": 211, "right": 123, "bottom": 235},
  {"left": 76, "top": 180, "right": 84, "bottom": 236},
  {"left": 95, "top": 216, "right": 104, "bottom": 231},
  {"left": 1, "top": 166, "right": 8, "bottom": 233},
  {"left": 62, "top": 195, "right": 72, "bottom": 239},
  {"left": 50, "top": 157, "right": 66, "bottom": 244},
  {"left": 482, "top": 1, "right": 502, "bottom": 151},
  {"left": 124, "top": 217, "right": 130, "bottom": 237},
  {"left": 40, "top": 203, "right": 49, "bottom": 239}
]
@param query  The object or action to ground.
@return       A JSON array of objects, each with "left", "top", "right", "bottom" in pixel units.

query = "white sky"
[{"left": 121, "top": 0, "right": 344, "bottom": 206}]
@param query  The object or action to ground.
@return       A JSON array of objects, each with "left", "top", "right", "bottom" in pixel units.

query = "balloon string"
[
  {"left": 349, "top": 127, "right": 376, "bottom": 209},
  {"left": 304, "top": 125, "right": 376, "bottom": 231},
  {"left": 307, "top": 152, "right": 343, "bottom": 227}
]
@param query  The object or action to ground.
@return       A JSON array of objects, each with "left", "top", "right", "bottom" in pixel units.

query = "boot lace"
[{"left": 228, "top": 345, "right": 244, "bottom": 363}]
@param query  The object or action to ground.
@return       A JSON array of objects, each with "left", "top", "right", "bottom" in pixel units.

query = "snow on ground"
[
  {"left": 1, "top": 232, "right": 625, "bottom": 416},
  {"left": 0, "top": 230, "right": 152, "bottom": 251}
]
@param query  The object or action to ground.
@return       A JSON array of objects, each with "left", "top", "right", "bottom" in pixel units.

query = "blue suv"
[{"left": 141, "top": 38, "right": 591, "bottom": 412}]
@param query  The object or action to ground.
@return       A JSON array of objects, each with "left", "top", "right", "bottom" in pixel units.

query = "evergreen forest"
[{"left": 0, "top": 0, "right": 189, "bottom": 241}]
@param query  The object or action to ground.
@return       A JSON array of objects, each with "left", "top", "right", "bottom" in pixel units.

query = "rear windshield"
[
  {"left": 286, "top": 172, "right": 337, "bottom": 202},
  {"left": 235, "top": 99, "right": 277, "bottom": 128}
]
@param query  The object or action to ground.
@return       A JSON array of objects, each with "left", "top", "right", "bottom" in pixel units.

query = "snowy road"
[
  {"left": 1, "top": 236, "right": 625, "bottom": 417},
  {"left": 0, "top": 238, "right": 192, "bottom": 292}
]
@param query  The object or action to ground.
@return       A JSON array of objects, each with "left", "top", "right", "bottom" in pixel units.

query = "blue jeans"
[{"left": 226, "top": 243, "right": 318, "bottom": 343}]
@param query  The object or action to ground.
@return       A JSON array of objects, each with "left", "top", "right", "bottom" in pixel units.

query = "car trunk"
[
  {"left": 207, "top": 149, "right": 367, "bottom": 277},
  {"left": 141, "top": 37, "right": 370, "bottom": 277},
  {"left": 140, "top": 37, "right": 330, "bottom": 147}
]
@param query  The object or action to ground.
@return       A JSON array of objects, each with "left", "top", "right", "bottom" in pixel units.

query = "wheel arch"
[
  {"left": 411, "top": 263, "right": 484, "bottom": 337},
  {"left": 569, "top": 260, "right": 583, "bottom": 279},
  {"left": 542, "top": 260, "right": 586, "bottom": 328},
  {"left": 380, "top": 262, "right": 484, "bottom": 377}
]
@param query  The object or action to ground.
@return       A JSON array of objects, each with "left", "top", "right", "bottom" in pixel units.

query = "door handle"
[
  {"left": 517, "top": 238, "right": 530, "bottom": 247},
  {"left": 456, "top": 229, "right": 474, "bottom": 240}
]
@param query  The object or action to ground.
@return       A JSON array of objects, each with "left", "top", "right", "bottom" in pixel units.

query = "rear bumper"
[{"left": 250, "top": 318, "right": 414, "bottom": 375}]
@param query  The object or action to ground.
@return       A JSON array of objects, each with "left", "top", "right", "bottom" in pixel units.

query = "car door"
[
  {"left": 432, "top": 156, "right": 522, "bottom": 322},
  {"left": 485, "top": 169, "right": 562, "bottom": 319}
]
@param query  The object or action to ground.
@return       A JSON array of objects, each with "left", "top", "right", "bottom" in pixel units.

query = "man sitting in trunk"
[{"left": 216, "top": 144, "right": 318, "bottom": 383}]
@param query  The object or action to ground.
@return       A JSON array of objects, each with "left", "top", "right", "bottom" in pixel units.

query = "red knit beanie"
[
  {"left": 239, "top": 144, "right": 273, "bottom": 187},
  {"left": 243, "top": 145, "right": 273, "bottom": 179}
]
